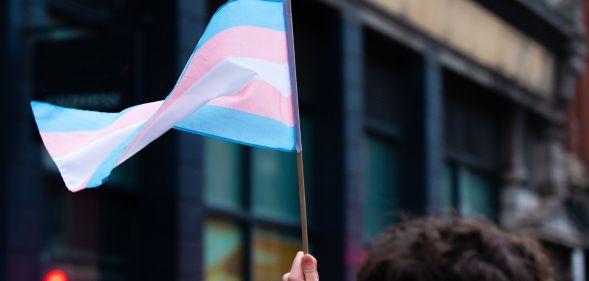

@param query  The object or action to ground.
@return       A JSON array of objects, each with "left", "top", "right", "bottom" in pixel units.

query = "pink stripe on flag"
[
  {"left": 159, "top": 26, "right": 288, "bottom": 115},
  {"left": 40, "top": 101, "right": 162, "bottom": 158},
  {"left": 207, "top": 79, "right": 294, "bottom": 126},
  {"left": 121, "top": 26, "right": 288, "bottom": 160}
]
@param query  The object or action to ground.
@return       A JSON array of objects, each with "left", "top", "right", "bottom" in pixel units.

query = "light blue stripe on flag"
[
  {"left": 174, "top": 105, "right": 296, "bottom": 152},
  {"left": 196, "top": 0, "right": 286, "bottom": 50},
  {"left": 32, "top": 101, "right": 121, "bottom": 133},
  {"left": 173, "top": 0, "right": 287, "bottom": 98}
]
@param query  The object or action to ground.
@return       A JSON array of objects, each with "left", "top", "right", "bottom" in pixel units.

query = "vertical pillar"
[
  {"left": 0, "top": 2, "right": 7, "bottom": 278},
  {"left": 300, "top": 2, "right": 345, "bottom": 280},
  {"left": 176, "top": 0, "right": 208, "bottom": 280},
  {"left": 1, "top": 0, "right": 43, "bottom": 280},
  {"left": 423, "top": 51, "right": 444, "bottom": 215},
  {"left": 342, "top": 9, "right": 365, "bottom": 281},
  {"left": 136, "top": 1, "right": 178, "bottom": 279}
]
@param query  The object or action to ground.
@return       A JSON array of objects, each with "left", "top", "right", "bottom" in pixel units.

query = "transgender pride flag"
[{"left": 31, "top": 0, "right": 302, "bottom": 191}]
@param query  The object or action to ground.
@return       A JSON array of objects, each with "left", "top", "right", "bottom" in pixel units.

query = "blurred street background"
[{"left": 2, "top": 0, "right": 589, "bottom": 280}]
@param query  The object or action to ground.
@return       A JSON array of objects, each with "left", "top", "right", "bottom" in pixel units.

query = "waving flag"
[{"left": 31, "top": 0, "right": 300, "bottom": 192}]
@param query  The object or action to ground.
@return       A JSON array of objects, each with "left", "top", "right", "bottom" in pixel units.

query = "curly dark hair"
[{"left": 358, "top": 217, "right": 554, "bottom": 281}]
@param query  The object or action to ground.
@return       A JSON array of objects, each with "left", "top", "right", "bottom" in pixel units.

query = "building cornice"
[{"left": 473, "top": 0, "right": 582, "bottom": 54}]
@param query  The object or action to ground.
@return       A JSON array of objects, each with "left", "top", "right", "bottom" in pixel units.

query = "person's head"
[{"left": 358, "top": 217, "right": 554, "bottom": 281}]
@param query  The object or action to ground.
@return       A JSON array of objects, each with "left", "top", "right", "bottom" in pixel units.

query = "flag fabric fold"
[{"left": 31, "top": 0, "right": 298, "bottom": 192}]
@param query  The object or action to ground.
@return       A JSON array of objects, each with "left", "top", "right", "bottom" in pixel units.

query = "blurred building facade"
[
  {"left": 568, "top": 1, "right": 589, "bottom": 279},
  {"left": 1, "top": 0, "right": 588, "bottom": 281}
]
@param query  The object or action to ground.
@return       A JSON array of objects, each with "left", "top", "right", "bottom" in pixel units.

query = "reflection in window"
[
  {"left": 363, "top": 136, "right": 399, "bottom": 241},
  {"left": 253, "top": 228, "right": 300, "bottom": 281},
  {"left": 205, "top": 219, "right": 244, "bottom": 281}
]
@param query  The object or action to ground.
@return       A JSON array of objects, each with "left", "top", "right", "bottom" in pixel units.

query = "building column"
[
  {"left": 134, "top": 1, "right": 179, "bottom": 279},
  {"left": 423, "top": 51, "right": 444, "bottom": 215},
  {"left": 342, "top": 8, "right": 365, "bottom": 281},
  {"left": 176, "top": 0, "right": 208, "bottom": 280}
]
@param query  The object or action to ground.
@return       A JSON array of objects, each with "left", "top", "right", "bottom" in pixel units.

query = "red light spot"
[{"left": 44, "top": 269, "right": 68, "bottom": 281}]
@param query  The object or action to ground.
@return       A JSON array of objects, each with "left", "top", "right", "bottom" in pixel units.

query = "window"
[
  {"left": 203, "top": 116, "right": 313, "bottom": 281},
  {"left": 363, "top": 136, "right": 400, "bottom": 241},
  {"left": 458, "top": 168, "right": 495, "bottom": 218},
  {"left": 361, "top": 28, "right": 419, "bottom": 242},
  {"left": 442, "top": 72, "right": 502, "bottom": 220}
]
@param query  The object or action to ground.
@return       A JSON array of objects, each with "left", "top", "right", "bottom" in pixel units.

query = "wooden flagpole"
[
  {"left": 284, "top": 0, "right": 309, "bottom": 254},
  {"left": 296, "top": 151, "right": 309, "bottom": 254}
]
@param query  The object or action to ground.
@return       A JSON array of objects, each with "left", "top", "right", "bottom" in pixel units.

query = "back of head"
[{"left": 358, "top": 217, "right": 554, "bottom": 281}]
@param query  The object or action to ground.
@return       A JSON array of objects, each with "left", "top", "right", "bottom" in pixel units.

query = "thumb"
[{"left": 301, "top": 255, "right": 319, "bottom": 281}]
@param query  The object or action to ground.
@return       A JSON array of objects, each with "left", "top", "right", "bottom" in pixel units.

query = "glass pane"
[
  {"left": 251, "top": 149, "right": 299, "bottom": 224},
  {"left": 364, "top": 29, "right": 415, "bottom": 125},
  {"left": 441, "top": 164, "right": 455, "bottom": 216},
  {"left": 363, "top": 136, "right": 399, "bottom": 242},
  {"left": 458, "top": 168, "right": 495, "bottom": 220},
  {"left": 205, "top": 218, "right": 244, "bottom": 281},
  {"left": 444, "top": 94, "right": 498, "bottom": 166},
  {"left": 253, "top": 228, "right": 301, "bottom": 281},
  {"left": 204, "top": 138, "right": 243, "bottom": 210}
]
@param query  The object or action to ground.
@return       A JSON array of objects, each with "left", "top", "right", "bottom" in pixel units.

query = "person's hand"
[{"left": 282, "top": 251, "right": 319, "bottom": 281}]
